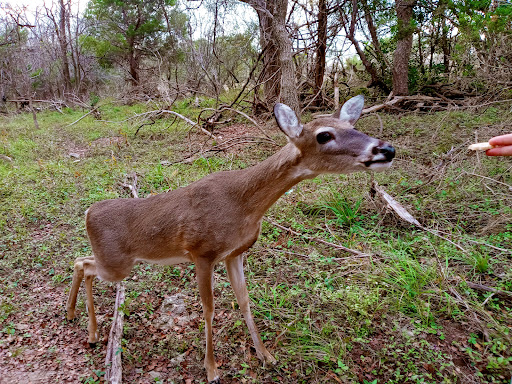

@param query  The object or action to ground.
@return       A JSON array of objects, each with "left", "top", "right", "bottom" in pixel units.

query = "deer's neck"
[{"left": 238, "top": 143, "right": 315, "bottom": 217}]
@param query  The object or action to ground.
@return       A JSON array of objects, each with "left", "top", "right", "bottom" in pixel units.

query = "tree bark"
[
  {"left": 272, "top": 0, "right": 300, "bottom": 115},
  {"left": 241, "top": 0, "right": 299, "bottom": 115},
  {"left": 58, "top": 0, "right": 72, "bottom": 92},
  {"left": 128, "top": 39, "right": 139, "bottom": 86},
  {"left": 313, "top": 0, "right": 327, "bottom": 106},
  {"left": 392, "top": 0, "right": 417, "bottom": 96}
]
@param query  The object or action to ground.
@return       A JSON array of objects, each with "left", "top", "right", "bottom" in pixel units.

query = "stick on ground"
[{"left": 104, "top": 282, "right": 126, "bottom": 384}]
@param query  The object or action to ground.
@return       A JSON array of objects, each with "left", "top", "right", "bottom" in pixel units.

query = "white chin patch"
[{"left": 366, "top": 160, "right": 393, "bottom": 172}]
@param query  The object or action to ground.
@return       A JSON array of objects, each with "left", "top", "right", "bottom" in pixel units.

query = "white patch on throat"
[{"left": 292, "top": 166, "right": 316, "bottom": 179}]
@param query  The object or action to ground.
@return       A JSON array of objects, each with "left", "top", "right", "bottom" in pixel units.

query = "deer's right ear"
[
  {"left": 332, "top": 95, "right": 364, "bottom": 125},
  {"left": 274, "top": 103, "right": 303, "bottom": 139}
]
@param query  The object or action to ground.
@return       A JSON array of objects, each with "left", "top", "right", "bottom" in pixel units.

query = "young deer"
[{"left": 66, "top": 95, "right": 395, "bottom": 383}]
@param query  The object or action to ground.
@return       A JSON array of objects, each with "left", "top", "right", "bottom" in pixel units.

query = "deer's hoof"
[
  {"left": 89, "top": 342, "right": 97, "bottom": 349},
  {"left": 208, "top": 378, "right": 221, "bottom": 384}
]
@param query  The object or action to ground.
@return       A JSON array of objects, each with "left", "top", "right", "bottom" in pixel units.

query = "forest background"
[{"left": 1, "top": 0, "right": 511, "bottom": 383}]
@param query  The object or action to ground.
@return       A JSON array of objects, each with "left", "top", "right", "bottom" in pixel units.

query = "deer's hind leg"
[
  {"left": 66, "top": 256, "right": 99, "bottom": 347},
  {"left": 83, "top": 258, "right": 98, "bottom": 346},
  {"left": 66, "top": 256, "right": 94, "bottom": 320}
]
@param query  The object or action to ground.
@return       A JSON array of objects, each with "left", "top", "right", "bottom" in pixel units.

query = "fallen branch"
[
  {"left": 160, "top": 136, "right": 277, "bottom": 166},
  {"left": 371, "top": 181, "right": 467, "bottom": 253},
  {"left": 466, "top": 281, "right": 512, "bottom": 302},
  {"left": 66, "top": 106, "right": 100, "bottom": 127},
  {"left": 159, "top": 110, "right": 216, "bottom": 139},
  {"left": 105, "top": 173, "right": 139, "bottom": 383},
  {"left": 98, "top": 109, "right": 216, "bottom": 140},
  {"left": 104, "top": 283, "right": 126, "bottom": 384},
  {"left": 371, "top": 181, "right": 420, "bottom": 226},
  {"left": 264, "top": 217, "right": 372, "bottom": 258}
]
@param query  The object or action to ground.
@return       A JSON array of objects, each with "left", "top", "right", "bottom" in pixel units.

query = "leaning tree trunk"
[
  {"left": 392, "top": 0, "right": 417, "bottom": 96},
  {"left": 342, "top": 0, "right": 390, "bottom": 93}
]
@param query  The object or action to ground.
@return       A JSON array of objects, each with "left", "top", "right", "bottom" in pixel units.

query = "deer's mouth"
[
  {"left": 362, "top": 158, "right": 394, "bottom": 171},
  {"left": 363, "top": 159, "right": 392, "bottom": 167}
]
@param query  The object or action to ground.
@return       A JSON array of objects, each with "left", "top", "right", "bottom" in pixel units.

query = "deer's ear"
[
  {"left": 274, "top": 103, "right": 303, "bottom": 139},
  {"left": 333, "top": 95, "right": 364, "bottom": 125}
]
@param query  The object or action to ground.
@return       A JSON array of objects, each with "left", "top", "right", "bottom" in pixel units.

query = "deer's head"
[{"left": 274, "top": 95, "right": 395, "bottom": 175}]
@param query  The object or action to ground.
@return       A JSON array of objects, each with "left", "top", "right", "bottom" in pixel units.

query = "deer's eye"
[{"left": 316, "top": 131, "right": 333, "bottom": 144}]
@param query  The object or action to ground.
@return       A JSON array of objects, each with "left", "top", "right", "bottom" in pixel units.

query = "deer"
[{"left": 66, "top": 95, "right": 395, "bottom": 383}]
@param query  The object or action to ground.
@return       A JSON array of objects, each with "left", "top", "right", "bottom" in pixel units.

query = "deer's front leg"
[
  {"left": 195, "top": 259, "right": 220, "bottom": 383},
  {"left": 225, "top": 255, "right": 276, "bottom": 365}
]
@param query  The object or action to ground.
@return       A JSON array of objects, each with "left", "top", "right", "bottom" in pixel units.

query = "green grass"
[{"left": 0, "top": 101, "right": 511, "bottom": 383}]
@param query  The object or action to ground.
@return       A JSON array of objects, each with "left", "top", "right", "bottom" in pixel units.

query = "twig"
[
  {"left": 104, "top": 282, "right": 126, "bottom": 384},
  {"left": 66, "top": 106, "right": 100, "bottom": 127},
  {"left": 159, "top": 110, "right": 216, "bottom": 139},
  {"left": 264, "top": 217, "right": 372, "bottom": 258},
  {"left": 463, "top": 98, "right": 512, "bottom": 109},
  {"left": 201, "top": 106, "right": 275, "bottom": 142},
  {"left": 463, "top": 170, "right": 512, "bottom": 192},
  {"left": 120, "top": 173, "right": 139, "bottom": 198}
]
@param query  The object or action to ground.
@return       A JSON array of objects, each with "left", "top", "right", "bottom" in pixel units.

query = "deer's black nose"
[{"left": 377, "top": 144, "right": 395, "bottom": 160}]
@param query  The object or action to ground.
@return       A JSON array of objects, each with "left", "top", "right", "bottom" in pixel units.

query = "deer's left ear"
[
  {"left": 274, "top": 103, "right": 303, "bottom": 139},
  {"left": 332, "top": 95, "right": 364, "bottom": 125}
]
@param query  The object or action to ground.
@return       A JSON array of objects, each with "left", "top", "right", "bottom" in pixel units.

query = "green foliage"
[
  {"left": 1, "top": 103, "right": 511, "bottom": 382},
  {"left": 83, "top": 0, "right": 186, "bottom": 71},
  {"left": 312, "top": 192, "right": 364, "bottom": 229}
]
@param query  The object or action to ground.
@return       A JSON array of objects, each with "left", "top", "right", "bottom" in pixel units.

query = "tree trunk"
[
  {"left": 58, "top": 0, "right": 72, "bottom": 92},
  {"left": 66, "top": 1, "right": 81, "bottom": 92},
  {"left": 343, "top": 0, "right": 390, "bottom": 93},
  {"left": 128, "top": 37, "right": 139, "bottom": 86},
  {"left": 392, "top": 0, "right": 416, "bottom": 96},
  {"left": 313, "top": 0, "right": 327, "bottom": 106},
  {"left": 272, "top": 0, "right": 300, "bottom": 115},
  {"left": 440, "top": 17, "right": 450, "bottom": 73},
  {"left": 242, "top": 0, "right": 299, "bottom": 115},
  {"left": 418, "top": 30, "right": 424, "bottom": 75}
]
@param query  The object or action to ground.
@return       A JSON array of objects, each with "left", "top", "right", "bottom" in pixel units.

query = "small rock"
[
  {"left": 157, "top": 293, "right": 198, "bottom": 328},
  {"left": 69, "top": 152, "right": 80, "bottom": 159},
  {"left": 148, "top": 371, "right": 163, "bottom": 379},
  {"left": 169, "top": 352, "right": 186, "bottom": 366}
]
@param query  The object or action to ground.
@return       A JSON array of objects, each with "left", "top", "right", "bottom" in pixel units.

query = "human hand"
[{"left": 486, "top": 133, "right": 512, "bottom": 156}]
